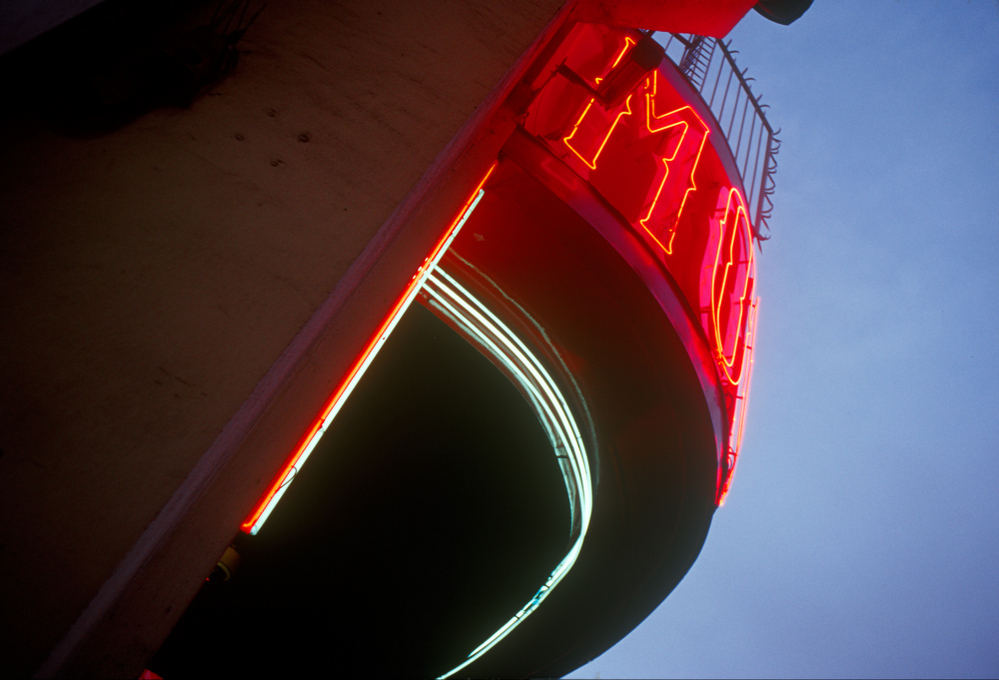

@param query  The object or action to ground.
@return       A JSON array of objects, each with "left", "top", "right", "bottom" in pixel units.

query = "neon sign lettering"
[
  {"left": 639, "top": 72, "right": 709, "bottom": 254},
  {"left": 563, "top": 94, "right": 633, "bottom": 170},
  {"left": 561, "top": 70, "right": 709, "bottom": 255},
  {"left": 537, "top": 30, "right": 761, "bottom": 502},
  {"left": 610, "top": 36, "right": 636, "bottom": 71}
]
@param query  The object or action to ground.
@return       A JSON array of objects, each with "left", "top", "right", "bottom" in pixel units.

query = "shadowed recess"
[{"left": 149, "top": 303, "right": 570, "bottom": 677}]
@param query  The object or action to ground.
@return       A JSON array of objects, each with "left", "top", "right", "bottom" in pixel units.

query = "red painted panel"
[{"left": 571, "top": 0, "right": 756, "bottom": 38}]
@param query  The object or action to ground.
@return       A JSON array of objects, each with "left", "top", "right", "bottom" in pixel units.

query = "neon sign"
[
  {"left": 594, "top": 36, "right": 636, "bottom": 85},
  {"left": 557, "top": 66, "right": 710, "bottom": 258},
  {"left": 527, "top": 27, "right": 760, "bottom": 501},
  {"left": 702, "top": 187, "right": 757, "bottom": 504},
  {"left": 640, "top": 72, "right": 710, "bottom": 255},
  {"left": 245, "top": 24, "right": 765, "bottom": 538}
]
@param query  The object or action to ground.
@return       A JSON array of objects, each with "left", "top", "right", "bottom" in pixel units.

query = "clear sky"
[{"left": 569, "top": 2, "right": 999, "bottom": 678}]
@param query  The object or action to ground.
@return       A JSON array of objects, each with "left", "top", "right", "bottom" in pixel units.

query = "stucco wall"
[{"left": 0, "top": 0, "right": 565, "bottom": 674}]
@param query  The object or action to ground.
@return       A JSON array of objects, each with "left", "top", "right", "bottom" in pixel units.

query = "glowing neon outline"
[
  {"left": 594, "top": 37, "right": 635, "bottom": 87},
  {"left": 562, "top": 94, "right": 633, "bottom": 170},
  {"left": 426, "top": 270, "right": 591, "bottom": 679},
  {"left": 709, "top": 187, "right": 755, "bottom": 385},
  {"left": 425, "top": 271, "right": 591, "bottom": 528},
  {"left": 561, "top": 69, "right": 708, "bottom": 256},
  {"left": 637, "top": 72, "right": 710, "bottom": 255},
  {"left": 241, "top": 162, "right": 498, "bottom": 535},
  {"left": 611, "top": 36, "right": 636, "bottom": 70},
  {"left": 543, "top": 30, "right": 761, "bottom": 504},
  {"left": 422, "top": 295, "right": 580, "bottom": 531}
]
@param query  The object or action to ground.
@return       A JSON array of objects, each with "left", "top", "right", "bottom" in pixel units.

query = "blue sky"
[{"left": 569, "top": 3, "right": 999, "bottom": 678}]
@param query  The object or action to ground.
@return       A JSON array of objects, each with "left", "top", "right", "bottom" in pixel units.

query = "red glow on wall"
[{"left": 240, "top": 162, "right": 498, "bottom": 534}]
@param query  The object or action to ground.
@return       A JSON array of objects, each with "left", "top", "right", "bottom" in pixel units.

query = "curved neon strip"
[
  {"left": 425, "top": 271, "right": 591, "bottom": 679},
  {"left": 717, "top": 297, "right": 758, "bottom": 506},
  {"left": 420, "top": 294, "right": 579, "bottom": 527},
  {"left": 241, "top": 163, "right": 497, "bottom": 535},
  {"left": 710, "top": 187, "right": 755, "bottom": 385},
  {"left": 426, "top": 271, "right": 590, "bottom": 530}
]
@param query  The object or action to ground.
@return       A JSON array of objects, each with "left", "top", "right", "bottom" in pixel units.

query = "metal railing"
[{"left": 659, "top": 33, "right": 779, "bottom": 242}]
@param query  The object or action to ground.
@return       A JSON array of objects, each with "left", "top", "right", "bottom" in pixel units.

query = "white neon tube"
[
  {"left": 424, "top": 274, "right": 591, "bottom": 523},
  {"left": 424, "top": 271, "right": 592, "bottom": 679},
  {"left": 431, "top": 271, "right": 589, "bottom": 484},
  {"left": 246, "top": 188, "right": 487, "bottom": 535}
]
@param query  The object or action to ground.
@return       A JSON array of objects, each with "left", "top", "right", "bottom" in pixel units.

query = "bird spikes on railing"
[
  {"left": 755, "top": 134, "right": 780, "bottom": 245},
  {"left": 660, "top": 33, "right": 780, "bottom": 248}
]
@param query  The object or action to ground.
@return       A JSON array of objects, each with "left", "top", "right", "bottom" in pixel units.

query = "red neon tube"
[
  {"left": 710, "top": 187, "right": 755, "bottom": 385},
  {"left": 241, "top": 162, "right": 499, "bottom": 533}
]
